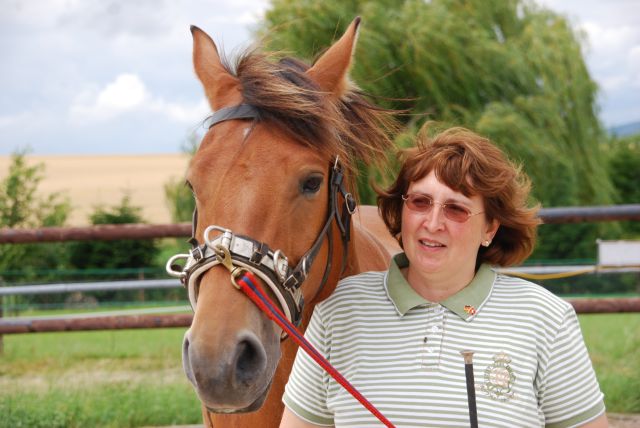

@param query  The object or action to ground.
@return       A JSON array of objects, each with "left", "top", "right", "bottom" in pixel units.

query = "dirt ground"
[
  {"left": 609, "top": 413, "right": 640, "bottom": 428},
  {"left": 0, "top": 153, "right": 190, "bottom": 225},
  {"left": 157, "top": 415, "right": 640, "bottom": 427}
]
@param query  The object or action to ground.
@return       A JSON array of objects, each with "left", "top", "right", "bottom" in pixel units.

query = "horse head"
[{"left": 168, "top": 18, "right": 397, "bottom": 422}]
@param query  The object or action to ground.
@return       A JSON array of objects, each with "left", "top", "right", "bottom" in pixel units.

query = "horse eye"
[{"left": 301, "top": 175, "right": 323, "bottom": 195}]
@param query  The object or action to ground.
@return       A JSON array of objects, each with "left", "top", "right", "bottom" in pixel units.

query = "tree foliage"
[
  {"left": 0, "top": 152, "right": 69, "bottom": 228},
  {"left": 68, "top": 195, "right": 160, "bottom": 274},
  {"left": 164, "top": 178, "right": 195, "bottom": 223},
  {"left": 0, "top": 152, "right": 70, "bottom": 283},
  {"left": 606, "top": 133, "right": 640, "bottom": 236},
  {"left": 164, "top": 135, "right": 198, "bottom": 223},
  {"left": 258, "top": 0, "right": 619, "bottom": 260}
]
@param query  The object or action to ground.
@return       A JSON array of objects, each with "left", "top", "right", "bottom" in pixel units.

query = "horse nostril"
[
  {"left": 235, "top": 334, "right": 267, "bottom": 387},
  {"left": 183, "top": 335, "right": 190, "bottom": 361},
  {"left": 182, "top": 331, "right": 195, "bottom": 385}
]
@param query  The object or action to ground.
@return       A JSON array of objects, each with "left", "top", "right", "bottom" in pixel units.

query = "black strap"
[
  {"left": 204, "top": 104, "right": 259, "bottom": 129},
  {"left": 188, "top": 207, "right": 199, "bottom": 248},
  {"left": 283, "top": 161, "right": 353, "bottom": 292}
]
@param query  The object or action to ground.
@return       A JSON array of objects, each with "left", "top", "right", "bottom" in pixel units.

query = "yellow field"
[{"left": 0, "top": 153, "right": 190, "bottom": 226}]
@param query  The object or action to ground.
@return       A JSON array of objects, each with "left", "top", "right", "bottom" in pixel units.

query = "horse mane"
[{"left": 223, "top": 48, "right": 398, "bottom": 189}]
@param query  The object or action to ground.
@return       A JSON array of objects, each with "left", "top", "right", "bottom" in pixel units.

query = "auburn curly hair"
[{"left": 377, "top": 125, "right": 541, "bottom": 267}]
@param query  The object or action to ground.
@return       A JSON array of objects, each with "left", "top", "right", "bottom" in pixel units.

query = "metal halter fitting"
[{"left": 166, "top": 104, "right": 356, "bottom": 330}]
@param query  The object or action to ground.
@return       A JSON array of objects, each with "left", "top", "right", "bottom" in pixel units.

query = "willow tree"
[{"left": 257, "top": 0, "right": 616, "bottom": 259}]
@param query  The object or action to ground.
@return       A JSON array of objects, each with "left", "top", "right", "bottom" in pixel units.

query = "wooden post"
[{"left": 0, "top": 296, "right": 4, "bottom": 354}]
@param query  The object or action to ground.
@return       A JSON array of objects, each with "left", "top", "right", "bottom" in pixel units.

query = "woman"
[{"left": 281, "top": 126, "right": 608, "bottom": 427}]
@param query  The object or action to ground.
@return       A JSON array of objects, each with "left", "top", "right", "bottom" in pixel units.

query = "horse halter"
[{"left": 166, "top": 104, "right": 357, "bottom": 331}]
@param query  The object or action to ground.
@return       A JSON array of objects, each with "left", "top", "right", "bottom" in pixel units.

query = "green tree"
[
  {"left": 0, "top": 152, "right": 70, "bottom": 283},
  {"left": 67, "top": 195, "right": 162, "bottom": 302},
  {"left": 68, "top": 195, "right": 160, "bottom": 274},
  {"left": 606, "top": 133, "right": 640, "bottom": 236},
  {"left": 164, "top": 134, "right": 198, "bottom": 223},
  {"left": 258, "top": 0, "right": 617, "bottom": 260},
  {"left": 164, "top": 178, "right": 195, "bottom": 223}
]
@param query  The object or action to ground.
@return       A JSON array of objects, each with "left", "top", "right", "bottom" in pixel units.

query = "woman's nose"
[{"left": 423, "top": 204, "right": 446, "bottom": 230}]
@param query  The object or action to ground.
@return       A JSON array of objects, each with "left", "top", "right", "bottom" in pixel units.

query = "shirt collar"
[{"left": 385, "top": 253, "right": 495, "bottom": 321}]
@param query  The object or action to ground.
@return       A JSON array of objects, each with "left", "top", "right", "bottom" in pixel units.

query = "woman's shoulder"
[
  {"left": 318, "top": 270, "right": 388, "bottom": 309},
  {"left": 491, "top": 271, "right": 575, "bottom": 319},
  {"left": 339, "top": 269, "right": 387, "bottom": 285}
]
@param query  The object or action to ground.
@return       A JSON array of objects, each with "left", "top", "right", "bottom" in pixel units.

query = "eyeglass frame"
[{"left": 401, "top": 193, "right": 485, "bottom": 223}]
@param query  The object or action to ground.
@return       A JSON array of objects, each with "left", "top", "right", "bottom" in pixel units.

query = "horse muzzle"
[{"left": 182, "top": 327, "right": 278, "bottom": 412}]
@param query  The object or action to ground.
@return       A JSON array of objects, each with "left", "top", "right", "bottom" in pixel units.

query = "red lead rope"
[{"left": 236, "top": 271, "right": 395, "bottom": 427}]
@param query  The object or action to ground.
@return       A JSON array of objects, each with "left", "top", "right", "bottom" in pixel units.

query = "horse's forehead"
[
  {"left": 189, "top": 121, "right": 327, "bottom": 185},
  {"left": 194, "top": 121, "right": 324, "bottom": 164},
  {"left": 187, "top": 120, "right": 330, "bottom": 250}
]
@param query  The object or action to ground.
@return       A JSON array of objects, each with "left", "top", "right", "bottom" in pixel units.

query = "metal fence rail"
[
  {"left": 1, "top": 297, "right": 639, "bottom": 335},
  {"left": 0, "top": 279, "right": 180, "bottom": 296},
  {"left": 0, "top": 313, "right": 193, "bottom": 334},
  {"left": 0, "top": 223, "right": 190, "bottom": 244},
  {"left": 1, "top": 266, "right": 639, "bottom": 298},
  {"left": 1, "top": 204, "right": 639, "bottom": 337},
  {"left": 1, "top": 204, "right": 640, "bottom": 244}
]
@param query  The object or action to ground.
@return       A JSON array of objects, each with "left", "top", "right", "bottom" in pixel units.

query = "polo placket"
[{"left": 420, "top": 303, "right": 446, "bottom": 370}]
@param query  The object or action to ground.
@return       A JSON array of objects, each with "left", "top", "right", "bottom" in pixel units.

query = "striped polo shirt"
[{"left": 283, "top": 253, "right": 605, "bottom": 427}]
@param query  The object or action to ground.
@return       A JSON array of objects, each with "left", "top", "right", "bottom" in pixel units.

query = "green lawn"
[
  {"left": 0, "top": 329, "right": 201, "bottom": 428},
  {"left": 0, "top": 313, "right": 638, "bottom": 427},
  {"left": 579, "top": 313, "right": 640, "bottom": 413}
]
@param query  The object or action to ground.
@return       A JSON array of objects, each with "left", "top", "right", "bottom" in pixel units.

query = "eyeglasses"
[{"left": 402, "top": 193, "right": 484, "bottom": 223}]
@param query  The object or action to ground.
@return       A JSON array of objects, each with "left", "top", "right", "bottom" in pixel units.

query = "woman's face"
[{"left": 401, "top": 171, "right": 499, "bottom": 285}]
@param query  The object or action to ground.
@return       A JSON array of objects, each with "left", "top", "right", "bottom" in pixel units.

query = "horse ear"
[
  {"left": 307, "top": 17, "right": 361, "bottom": 97},
  {"left": 191, "top": 26, "right": 242, "bottom": 110}
]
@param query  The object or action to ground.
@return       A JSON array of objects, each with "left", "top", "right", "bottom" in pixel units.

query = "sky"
[{"left": 1, "top": 0, "right": 638, "bottom": 156}]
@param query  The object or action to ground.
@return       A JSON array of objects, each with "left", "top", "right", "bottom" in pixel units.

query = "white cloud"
[
  {"left": 98, "top": 74, "right": 148, "bottom": 110},
  {"left": 629, "top": 46, "right": 640, "bottom": 88},
  {"left": 0, "top": 111, "right": 32, "bottom": 129},
  {"left": 579, "top": 21, "right": 640, "bottom": 108},
  {"left": 70, "top": 73, "right": 149, "bottom": 121},
  {"left": 580, "top": 22, "right": 639, "bottom": 60},
  {"left": 600, "top": 75, "right": 628, "bottom": 92},
  {"left": 236, "top": 4, "right": 268, "bottom": 25},
  {"left": 149, "top": 98, "right": 210, "bottom": 123},
  {"left": 69, "top": 73, "right": 209, "bottom": 125},
  {"left": 2, "top": 0, "right": 638, "bottom": 154},
  {"left": 535, "top": 0, "right": 640, "bottom": 126}
]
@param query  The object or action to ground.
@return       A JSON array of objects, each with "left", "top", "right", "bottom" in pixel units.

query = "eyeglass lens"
[{"left": 403, "top": 194, "right": 472, "bottom": 223}]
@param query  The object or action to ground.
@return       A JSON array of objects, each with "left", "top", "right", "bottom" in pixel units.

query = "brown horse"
[{"left": 171, "top": 18, "right": 400, "bottom": 427}]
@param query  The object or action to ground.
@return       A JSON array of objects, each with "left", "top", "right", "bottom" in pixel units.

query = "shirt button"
[
  {"left": 425, "top": 347, "right": 434, "bottom": 354},
  {"left": 431, "top": 326, "right": 440, "bottom": 333}
]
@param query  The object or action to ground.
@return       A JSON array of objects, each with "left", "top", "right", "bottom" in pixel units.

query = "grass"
[
  {"left": 0, "top": 314, "right": 638, "bottom": 427},
  {"left": 579, "top": 313, "right": 640, "bottom": 413},
  {"left": 0, "top": 329, "right": 201, "bottom": 428}
]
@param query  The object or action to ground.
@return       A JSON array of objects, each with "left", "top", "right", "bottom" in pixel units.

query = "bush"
[{"left": 67, "top": 195, "right": 161, "bottom": 302}]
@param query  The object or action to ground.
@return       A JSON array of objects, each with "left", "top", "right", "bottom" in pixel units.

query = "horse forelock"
[{"left": 221, "top": 48, "right": 398, "bottom": 191}]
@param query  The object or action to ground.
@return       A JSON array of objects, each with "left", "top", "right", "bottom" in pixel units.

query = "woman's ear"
[{"left": 484, "top": 219, "right": 500, "bottom": 244}]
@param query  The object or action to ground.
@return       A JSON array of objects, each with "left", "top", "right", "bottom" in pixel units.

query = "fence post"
[{"left": 0, "top": 296, "right": 4, "bottom": 354}]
